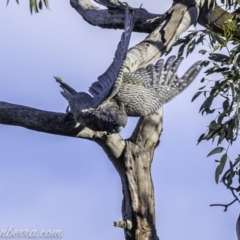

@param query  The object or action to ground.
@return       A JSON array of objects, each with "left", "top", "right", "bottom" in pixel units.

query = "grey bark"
[
  {"left": 70, "top": 0, "right": 166, "bottom": 33},
  {"left": 2, "top": 0, "right": 235, "bottom": 239},
  {"left": 71, "top": 0, "right": 240, "bottom": 39}
]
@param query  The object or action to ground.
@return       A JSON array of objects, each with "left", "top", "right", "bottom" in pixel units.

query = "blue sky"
[{"left": 0, "top": 0, "right": 239, "bottom": 239}]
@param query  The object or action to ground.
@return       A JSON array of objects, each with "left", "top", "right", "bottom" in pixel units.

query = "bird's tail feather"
[
  {"left": 179, "top": 61, "right": 202, "bottom": 90},
  {"left": 157, "top": 58, "right": 202, "bottom": 103},
  {"left": 54, "top": 76, "right": 77, "bottom": 95},
  {"left": 60, "top": 91, "right": 72, "bottom": 101},
  {"left": 131, "top": 56, "right": 202, "bottom": 105}
]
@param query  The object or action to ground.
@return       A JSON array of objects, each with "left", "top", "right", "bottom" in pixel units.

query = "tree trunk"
[{"left": 1, "top": 0, "right": 239, "bottom": 239}]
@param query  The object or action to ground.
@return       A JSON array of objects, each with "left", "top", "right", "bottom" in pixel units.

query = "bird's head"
[{"left": 97, "top": 101, "right": 128, "bottom": 133}]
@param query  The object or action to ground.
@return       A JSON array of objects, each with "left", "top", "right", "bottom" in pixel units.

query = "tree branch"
[
  {"left": 0, "top": 101, "right": 127, "bottom": 157},
  {"left": 71, "top": 0, "right": 199, "bottom": 71},
  {"left": 197, "top": 1, "right": 240, "bottom": 39},
  {"left": 70, "top": 0, "right": 165, "bottom": 33},
  {"left": 71, "top": 0, "right": 240, "bottom": 40},
  {"left": 210, "top": 198, "right": 238, "bottom": 212}
]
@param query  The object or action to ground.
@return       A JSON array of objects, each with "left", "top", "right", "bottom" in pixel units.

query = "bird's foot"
[{"left": 62, "top": 112, "right": 74, "bottom": 122}]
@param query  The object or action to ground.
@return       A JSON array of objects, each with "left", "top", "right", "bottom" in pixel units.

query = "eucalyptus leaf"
[
  {"left": 215, "top": 153, "right": 227, "bottom": 183},
  {"left": 207, "top": 147, "right": 224, "bottom": 157},
  {"left": 191, "top": 91, "right": 202, "bottom": 102}
]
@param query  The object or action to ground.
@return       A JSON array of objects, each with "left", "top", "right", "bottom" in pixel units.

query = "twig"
[{"left": 210, "top": 198, "right": 238, "bottom": 211}]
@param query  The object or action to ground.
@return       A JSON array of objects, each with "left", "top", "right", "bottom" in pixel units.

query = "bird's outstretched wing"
[
  {"left": 88, "top": 6, "right": 135, "bottom": 102},
  {"left": 116, "top": 56, "right": 202, "bottom": 116}
]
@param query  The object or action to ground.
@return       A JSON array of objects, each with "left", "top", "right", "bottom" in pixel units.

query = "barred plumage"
[
  {"left": 56, "top": 8, "right": 202, "bottom": 133},
  {"left": 56, "top": 6, "right": 134, "bottom": 133},
  {"left": 116, "top": 57, "right": 202, "bottom": 116}
]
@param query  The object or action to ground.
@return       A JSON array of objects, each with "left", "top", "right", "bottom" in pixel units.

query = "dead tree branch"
[
  {"left": 70, "top": 0, "right": 165, "bottom": 33},
  {"left": 210, "top": 198, "right": 238, "bottom": 212}
]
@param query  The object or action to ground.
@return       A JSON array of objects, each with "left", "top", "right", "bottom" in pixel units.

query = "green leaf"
[
  {"left": 198, "top": 85, "right": 206, "bottom": 90},
  {"left": 213, "top": 43, "right": 221, "bottom": 52},
  {"left": 6, "top": 0, "right": 19, "bottom": 5},
  {"left": 196, "top": 34, "right": 205, "bottom": 45},
  {"left": 186, "top": 40, "right": 196, "bottom": 57},
  {"left": 201, "top": 60, "right": 210, "bottom": 67},
  {"left": 233, "top": 54, "right": 240, "bottom": 67},
  {"left": 173, "top": 38, "right": 186, "bottom": 46},
  {"left": 215, "top": 153, "right": 227, "bottom": 183},
  {"left": 235, "top": 156, "right": 240, "bottom": 164},
  {"left": 207, "top": 147, "right": 224, "bottom": 157},
  {"left": 222, "top": 99, "right": 229, "bottom": 110},
  {"left": 178, "top": 44, "right": 185, "bottom": 57},
  {"left": 209, "top": 120, "right": 221, "bottom": 130},
  {"left": 199, "top": 49, "right": 207, "bottom": 55},
  {"left": 39, "top": 0, "right": 42, "bottom": 10},
  {"left": 226, "top": 164, "right": 235, "bottom": 188},
  {"left": 30, "top": 0, "right": 38, "bottom": 14},
  {"left": 217, "top": 131, "right": 225, "bottom": 145},
  {"left": 213, "top": 34, "right": 226, "bottom": 45},
  {"left": 191, "top": 91, "right": 202, "bottom": 102},
  {"left": 208, "top": 53, "right": 230, "bottom": 63},
  {"left": 43, "top": 0, "right": 49, "bottom": 9},
  {"left": 197, "top": 133, "right": 205, "bottom": 144},
  {"left": 215, "top": 165, "right": 221, "bottom": 184},
  {"left": 205, "top": 66, "right": 229, "bottom": 75},
  {"left": 199, "top": 96, "right": 214, "bottom": 112}
]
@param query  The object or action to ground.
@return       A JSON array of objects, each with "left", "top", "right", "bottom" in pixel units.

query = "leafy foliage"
[
  {"left": 6, "top": 0, "right": 50, "bottom": 14},
  {"left": 173, "top": 0, "right": 240, "bottom": 209}
]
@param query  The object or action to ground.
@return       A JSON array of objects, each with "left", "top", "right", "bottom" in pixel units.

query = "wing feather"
[
  {"left": 88, "top": 7, "right": 135, "bottom": 101},
  {"left": 116, "top": 56, "right": 202, "bottom": 116}
]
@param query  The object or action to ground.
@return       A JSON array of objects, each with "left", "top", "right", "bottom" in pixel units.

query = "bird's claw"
[{"left": 62, "top": 112, "right": 74, "bottom": 122}]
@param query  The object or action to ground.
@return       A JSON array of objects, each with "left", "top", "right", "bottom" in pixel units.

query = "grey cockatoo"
[{"left": 56, "top": 8, "right": 202, "bottom": 133}]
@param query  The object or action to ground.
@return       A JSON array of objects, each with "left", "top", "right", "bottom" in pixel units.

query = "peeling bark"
[
  {"left": 71, "top": 0, "right": 240, "bottom": 39},
  {"left": 121, "top": 109, "right": 163, "bottom": 240}
]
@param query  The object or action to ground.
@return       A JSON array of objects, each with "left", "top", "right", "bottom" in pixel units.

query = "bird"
[{"left": 55, "top": 10, "right": 202, "bottom": 133}]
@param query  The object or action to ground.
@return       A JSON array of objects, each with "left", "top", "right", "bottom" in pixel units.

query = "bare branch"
[
  {"left": 0, "top": 101, "right": 127, "bottom": 157},
  {"left": 70, "top": 0, "right": 165, "bottom": 33},
  {"left": 71, "top": 0, "right": 240, "bottom": 40},
  {"left": 210, "top": 198, "right": 238, "bottom": 212},
  {"left": 0, "top": 101, "right": 83, "bottom": 137}
]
